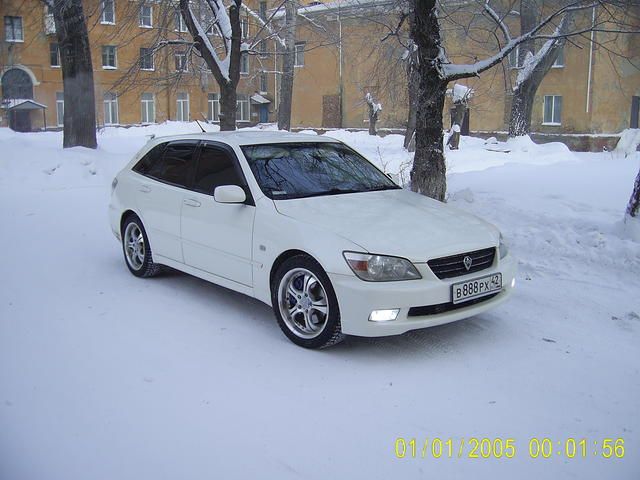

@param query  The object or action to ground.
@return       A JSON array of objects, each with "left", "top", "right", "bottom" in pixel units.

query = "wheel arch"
[{"left": 269, "top": 249, "right": 322, "bottom": 291}]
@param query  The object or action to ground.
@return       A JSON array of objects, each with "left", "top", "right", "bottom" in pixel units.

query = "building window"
[
  {"left": 141, "top": 93, "right": 155, "bottom": 123},
  {"left": 140, "top": 48, "right": 154, "bottom": 70},
  {"left": 508, "top": 45, "right": 522, "bottom": 69},
  {"left": 259, "top": 40, "right": 267, "bottom": 58},
  {"left": 101, "top": 0, "right": 115, "bottom": 24},
  {"left": 50, "top": 43, "right": 61, "bottom": 67},
  {"left": 102, "top": 46, "right": 117, "bottom": 69},
  {"left": 4, "top": 16, "right": 23, "bottom": 42},
  {"left": 241, "top": 18, "right": 248, "bottom": 38},
  {"left": 294, "top": 42, "right": 305, "bottom": 67},
  {"left": 236, "top": 94, "right": 249, "bottom": 122},
  {"left": 175, "top": 51, "right": 188, "bottom": 71},
  {"left": 56, "top": 92, "right": 64, "bottom": 126},
  {"left": 240, "top": 52, "right": 249, "bottom": 74},
  {"left": 552, "top": 46, "right": 564, "bottom": 68},
  {"left": 175, "top": 12, "right": 187, "bottom": 32},
  {"left": 139, "top": 5, "right": 152, "bottom": 28},
  {"left": 260, "top": 73, "right": 267, "bottom": 93},
  {"left": 44, "top": 6, "right": 56, "bottom": 34},
  {"left": 208, "top": 93, "right": 220, "bottom": 122},
  {"left": 104, "top": 92, "right": 119, "bottom": 125},
  {"left": 177, "top": 92, "right": 189, "bottom": 121},
  {"left": 259, "top": 1, "right": 267, "bottom": 20},
  {"left": 543, "top": 95, "right": 562, "bottom": 125}
]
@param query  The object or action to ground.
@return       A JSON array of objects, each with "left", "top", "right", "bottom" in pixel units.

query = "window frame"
[
  {"left": 192, "top": 141, "right": 255, "bottom": 204},
  {"left": 240, "top": 52, "right": 249, "bottom": 75},
  {"left": 50, "top": 43, "right": 61, "bottom": 68},
  {"left": 176, "top": 92, "right": 190, "bottom": 121},
  {"left": 508, "top": 45, "right": 521, "bottom": 69},
  {"left": 139, "top": 5, "right": 153, "bottom": 28},
  {"left": 542, "top": 95, "right": 562, "bottom": 126},
  {"left": 101, "top": 0, "right": 116, "bottom": 25},
  {"left": 208, "top": 93, "right": 220, "bottom": 122},
  {"left": 44, "top": 6, "right": 56, "bottom": 35},
  {"left": 55, "top": 92, "right": 64, "bottom": 127},
  {"left": 552, "top": 46, "right": 565, "bottom": 68},
  {"left": 4, "top": 16, "right": 24, "bottom": 42},
  {"left": 142, "top": 140, "right": 199, "bottom": 189},
  {"left": 175, "top": 51, "right": 188, "bottom": 72},
  {"left": 294, "top": 42, "right": 305, "bottom": 68},
  {"left": 236, "top": 94, "right": 250, "bottom": 122},
  {"left": 175, "top": 11, "right": 187, "bottom": 32},
  {"left": 103, "top": 92, "right": 119, "bottom": 125},
  {"left": 141, "top": 92, "right": 155, "bottom": 124},
  {"left": 140, "top": 47, "right": 154, "bottom": 71},
  {"left": 102, "top": 45, "right": 117, "bottom": 69}
]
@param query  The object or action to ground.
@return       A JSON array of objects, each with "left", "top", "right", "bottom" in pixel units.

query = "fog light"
[
  {"left": 369, "top": 309, "right": 400, "bottom": 322},
  {"left": 511, "top": 278, "right": 516, "bottom": 288}
]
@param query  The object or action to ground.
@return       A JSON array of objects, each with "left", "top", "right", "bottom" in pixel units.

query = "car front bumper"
[{"left": 328, "top": 253, "right": 517, "bottom": 337}]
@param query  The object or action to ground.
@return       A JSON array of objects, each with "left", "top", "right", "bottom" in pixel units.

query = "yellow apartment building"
[{"left": 1, "top": 0, "right": 639, "bottom": 143}]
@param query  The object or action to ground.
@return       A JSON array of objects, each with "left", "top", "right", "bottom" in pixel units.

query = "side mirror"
[{"left": 214, "top": 185, "right": 247, "bottom": 204}]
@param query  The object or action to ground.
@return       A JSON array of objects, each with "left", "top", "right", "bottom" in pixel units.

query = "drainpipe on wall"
[
  {"left": 338, "top": 0, "right": 343, "bottom": 128},
  {"left": 586, "top": 5, "right": 596, "bottom": 114}
]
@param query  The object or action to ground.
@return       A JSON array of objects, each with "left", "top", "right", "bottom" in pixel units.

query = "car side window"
[
  {"left": 193, "top": 145, "right": 244, "bottom": 195},
  {"left": 146, "top": 141, "right": 197, "bottom": 187},
  {"left": 132, "top": 142, "right": 166, "bottom": 175}
]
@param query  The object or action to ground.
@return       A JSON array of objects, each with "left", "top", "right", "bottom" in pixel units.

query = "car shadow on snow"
[{"left": 119, "top": 263, "right": 507, "bottom": 358}]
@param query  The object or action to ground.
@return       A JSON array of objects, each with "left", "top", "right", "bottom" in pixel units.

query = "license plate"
[{"left": 452, "top": 273, "right": 502, "bottom": 304}]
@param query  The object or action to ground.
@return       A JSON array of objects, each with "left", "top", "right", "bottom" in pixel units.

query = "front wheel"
[{"left": 272, "top": 255, "right": 345, "bottom": 349}]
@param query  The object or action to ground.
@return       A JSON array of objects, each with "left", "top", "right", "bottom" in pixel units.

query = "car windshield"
[{"left": 241, "top": 142, "right": 400, "bottom": 200}]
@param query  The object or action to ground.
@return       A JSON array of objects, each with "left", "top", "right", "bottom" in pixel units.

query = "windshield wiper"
[
  {"left": 296, "top": 188, "right": 364, "bottom": 199},
  {"left": 365, "top": 184, "right": 402, "bottom": 192}
]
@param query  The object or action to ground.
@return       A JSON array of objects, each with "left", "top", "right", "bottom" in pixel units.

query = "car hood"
[{"left": 273, "top": 189, "right": 499, "bottom": 262}]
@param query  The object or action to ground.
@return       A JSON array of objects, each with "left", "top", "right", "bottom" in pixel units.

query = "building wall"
[{"left": 1, "top": 1, "right": 638, "bottom": 135}]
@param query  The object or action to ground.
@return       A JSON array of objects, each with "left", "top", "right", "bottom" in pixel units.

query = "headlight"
[
  {"left": 343, "top": 252, "right": 421, "bottom": 281},
  {"left": 499, "top": 234, "right": 508, "bottom": 259}
]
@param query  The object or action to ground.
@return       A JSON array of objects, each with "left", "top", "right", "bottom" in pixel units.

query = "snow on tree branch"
[
  {"left": 440, "top": 1, "right": 597, "bottom": 81},
  {"left": 365, "top": 92, "right": 382, "bottom": 114}
]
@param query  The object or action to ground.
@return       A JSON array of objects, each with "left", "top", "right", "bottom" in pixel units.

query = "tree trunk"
[
  {"left": 219, "top": 83, "right": 237, "bottom": 131},
  {"left": 277, "top": 0, "right": 297, "bottom": 131},
  {"left": 409, "top": 0, "right": 447, "bottom": 201},
  {"left": 53, "top": 0, "right": 96, "bottom": 149},
  {"left": 447, "top": 101, "right": 465, "bottom": 149},
  {"left": 404, "top": 45, "right": 419, "bottom": 151},
  {"left": 368, "top": 107, "right": 378, "bottom": 135},
  {"left": 627, "top": 166, "right": 640, "bottom": 218},
  {"left": 508, "top": 9, "right": 570, "bottom": 137}
]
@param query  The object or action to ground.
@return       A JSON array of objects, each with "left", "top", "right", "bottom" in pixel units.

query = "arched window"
[{"left": 1, "top": 68, "right": 34, "bottom": 99}]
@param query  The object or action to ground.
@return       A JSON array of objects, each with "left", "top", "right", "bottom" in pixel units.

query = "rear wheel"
[
  {"left": 272, "top": 255, "right": 344, "bottom": 348},
  {"left": 121, "top": 214, "right": 161, "bottom": 278}
]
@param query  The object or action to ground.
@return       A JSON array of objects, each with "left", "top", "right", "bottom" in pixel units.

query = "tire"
[
  {"left": 121, "top": 214, "right": 161, "bottom": 278},
  {"left": 271, "top": 254, "right": 345, "bottom": 349}
]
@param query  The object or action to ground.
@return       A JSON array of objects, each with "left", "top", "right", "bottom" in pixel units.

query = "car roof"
[{"left": 146, "top": 130, "right": 339, "bottom": 148}]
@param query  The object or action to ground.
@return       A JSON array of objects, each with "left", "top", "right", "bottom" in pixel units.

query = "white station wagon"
[{"left": 109, "top": 131, "right": 516, "bottom": 348}]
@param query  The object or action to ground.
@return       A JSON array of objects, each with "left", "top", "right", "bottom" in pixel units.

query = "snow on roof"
[
  {"left": 1, "top": 99, "right": 47, "bottom": 110},
  {"left": 250, "top": 94, "right": 271, "bottom": 104}
]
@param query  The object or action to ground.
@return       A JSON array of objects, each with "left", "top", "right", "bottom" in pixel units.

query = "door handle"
[
  {"left": 139, "top": 185, "right": 151, "bottom": 193},
  {"left": 183, "top": 198, "right": 201, "bottom": 207}
]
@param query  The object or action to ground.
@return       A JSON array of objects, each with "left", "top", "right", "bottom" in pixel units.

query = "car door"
[
  {"left": 133, "top": 140, "right": 197, "bottom": 263},
  {"left": 181, "top": 142, "right": 256, "bottom": 287}
]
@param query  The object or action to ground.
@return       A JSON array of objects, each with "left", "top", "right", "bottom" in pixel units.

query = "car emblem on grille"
[{"left": 463, "top": 256, "right": 473, "bottom": 271}]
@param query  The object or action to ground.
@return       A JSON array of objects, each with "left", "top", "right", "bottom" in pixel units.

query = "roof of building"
[{"left": 1, "top": 99, "right": 47, "bottom": 111}]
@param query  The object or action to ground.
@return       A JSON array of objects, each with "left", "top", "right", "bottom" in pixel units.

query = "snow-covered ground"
[{"left": 0, "top": 124, "right": 638, "bottom": 479}]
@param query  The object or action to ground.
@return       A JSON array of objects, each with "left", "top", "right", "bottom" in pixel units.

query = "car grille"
[
  {"left": 427, "top": 247, "right": 496, "bottom": 280},
  {"left": 407, "top": 292, "right": 499, "bottom": 317}
]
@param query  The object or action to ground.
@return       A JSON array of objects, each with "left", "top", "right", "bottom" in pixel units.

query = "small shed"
[{"left": 1, "top": 99, "right": 47, "bottom": 132}]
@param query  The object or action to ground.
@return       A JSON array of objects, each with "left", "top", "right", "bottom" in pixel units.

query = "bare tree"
[
  {"left": 277, "top": 0, "right": 298, "bottom": 130},
  {"left": 408, "top": 0, "right": 630, "bottom": 201},
  {"left": 45, "top": 0, "right": 97, "bottom": 148},
  {"left": 365, "top": 92, "right": 382, "bottom": 135},
  {"left": 447, "top": 84, "right": 473, "bottom": 150},
  {"left": 509, "top": 4, "right": 571, "bottom": 137}
]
